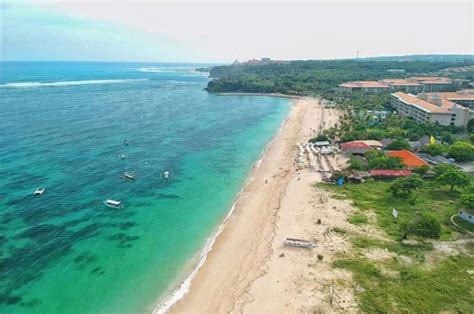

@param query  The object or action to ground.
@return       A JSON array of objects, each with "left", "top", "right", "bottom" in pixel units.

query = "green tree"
[
  {"left": 402, "top": 212, "right": 441, "bottom": 239},
  {"left": 469, "top": 133, "right": 474, "bottom": 144},
  {"left": 412, "top": 165, "right": 430, "bottom": 175},
  {"left": 389, "top": 175, "right": 425, "bottom": 197},
  {"left": 467, "top": 119, "right": 474, "bottom": 133},
  {"left": 364, "top": 150, "right": 384, "bottom": 161},
  {"left": 349, "top": 157, "right": 366, "bottom": 171},
  {"left": 420, "top": 143, "right": 445, "bottom": 156},
  {"left": 309, "top": 134, "right": 329, "bottom": 142},
  {"left": 433, "top": 163, "right": 457, "bottom": 177},
  {"left": 437, "top": 168, "right": 470, "bottom": 191},
  {"left": 441, "top": 131, "right": 454, "bottom": 144},
  {"left": 368, "top": 156, "right": 404, "bottom": 170},
  {"left": 385, "top": 139, "right": 410, "bottom": 150},
  {"left": 458, "top": 193, "right": 474, "bottom": 209},
  {"left": 447, "top": 142, "right": 474, "bottom": 162}
]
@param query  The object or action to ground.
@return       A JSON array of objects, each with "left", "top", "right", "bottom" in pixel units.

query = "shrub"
[
  {"left": 420, "top": 143, "right": 445, "bottom": 156},
  {"left": 368, "top": 156, "right": 404, "bottom": 170},
  {"left": 447, "top": 142, "right": 474, "bottom": 162},
  {"left": 402, "top": 212, "right": 441, "bottom": 239},
  {"left": 386, "top": 139, "right": 411, "bottom": 150},
  {"left": 317, "top": 254, "right": 324, "bottom": 261},
  {"left": 389, "top": 175, "right": 425, "bottom": 197},
  {"left": 412, "top": 165, "right": 430, "bottom": 175},
  {"left": 458, "top": 193, "right": 474, "bottom": 209},
  {"left": 309, "top": 134, "right": 329, "bottom": 142}
]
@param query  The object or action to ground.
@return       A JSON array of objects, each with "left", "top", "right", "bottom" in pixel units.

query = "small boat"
[
  {"left": 119, "top": 154, "right": 127, "bottom": 160},
  {"left": 123, "top": 140, "right": 129, "bottom": 146},
  {"left": 162, "top": 171, "right": 170, "bottom": 180},
  {"left": 121, "top": 172, "right": 136, "bottom": 180},
  {"left": 103, "top": 199, "right": 124, "bottom": 209},
  {"left": 33, "top": 187, "right": 45, "bottom": 195}
]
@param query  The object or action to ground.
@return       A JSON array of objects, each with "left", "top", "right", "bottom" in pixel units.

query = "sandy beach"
[{"left": 169, "top": 97, "right": 357, "bottom": 313}]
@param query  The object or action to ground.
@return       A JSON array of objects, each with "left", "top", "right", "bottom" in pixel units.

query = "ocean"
[{"left": 0, "top": 61, "right": 291, "bottom": 313}]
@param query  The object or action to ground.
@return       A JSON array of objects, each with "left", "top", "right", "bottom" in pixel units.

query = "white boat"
[
  {"left": 33, "top": 187, "right": 45, "bottom": 195},
  {"left": 103, "top": 199, "right": 124, "bottom": 209},
  {"left": 162, "top": 171, "right": 170, "bottom": 180},
  {"left": 119, "top": 154, "right": 127, "bottom": 160},
  {"left": 121, "top": 172, "right": 136, "bottom": 180}
]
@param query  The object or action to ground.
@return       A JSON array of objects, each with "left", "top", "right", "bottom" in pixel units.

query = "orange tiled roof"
[
  {"left": 387, "top": 150, "right": 429, "bottom": 167},
  {"left": 381, "top": 79, "right": 421, "bottom": 86},
  {"left": 428, "top": 90, "right": 474, "bottom": 101},
  {"left": 392, "top": 92, "right": 453, "bottom": 113},
  {"left": 409, "top": 76, "right": 452, "bottom": 83}
]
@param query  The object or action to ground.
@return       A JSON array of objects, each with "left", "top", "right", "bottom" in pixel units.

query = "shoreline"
[
  {"left": 215, "top": 92, "right": 302, "bottom": 99},
  {"left": 165, "top": 97, "right": 342, "bottom": 313},
  {"left": 152, "top": 99, "right": 297, "bottom": 314}
]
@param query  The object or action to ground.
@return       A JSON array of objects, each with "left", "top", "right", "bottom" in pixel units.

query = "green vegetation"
[
  {"left": 348, "top": 213, "right": 369, "bottom": 225},
  {"left": 389, "top": 175, "right": 425, "bottom": 197},
  {"left": 309, "top": 134, "right": 329, "bottom": 142},
  {"left": 447, "top": 141, "right": 474, "bottom": 161},
  {"left": 206, "top": 60, "right": 471, "bottom": 95},
  {"left": 367, "top": 156, "right": 403, "bottom": 170},
  {"left": 323, "top": 178, "right": 470, "bottom": 240},
  {"left": 333, "top": 255, "right": 474, "bottom": 313},
  {"left": 385, "top": 138, "right": 410, "bottom": 150},
  {"left": 420, "top": 143, "right": 445, "bottom": 156},
  {"left": 436, "top": 166, "right": 470, "bottom": 191},
  {"left": 401, "top": 212, "right": 441, "bottom": 239},
  {"left": 321, "top": 175, "right": 474, "bottom": 312}
]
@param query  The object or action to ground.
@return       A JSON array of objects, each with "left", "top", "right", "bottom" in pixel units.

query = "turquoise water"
[{"left": 0, "top": 62, "right": 291, "bottom": 313}]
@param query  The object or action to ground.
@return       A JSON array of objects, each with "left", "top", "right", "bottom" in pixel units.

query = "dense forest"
[{"left": 205, "top": 59, "right": 474, "bottom": 95}]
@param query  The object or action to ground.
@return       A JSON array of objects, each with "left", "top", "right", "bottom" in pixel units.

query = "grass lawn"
[
  {"left": 333, "top": 255, "right": 474, "bottom": 313},
  {"left": 319, "top": 179, "right": 474, "bottom": 312},
  {"left": 321, "top": 179, "right": 463, "bottom": 240}
]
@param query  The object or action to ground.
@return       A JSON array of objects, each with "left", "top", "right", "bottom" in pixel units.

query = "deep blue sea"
[{"left": 0, "top": 62, "right": 291, "bottom": 313}]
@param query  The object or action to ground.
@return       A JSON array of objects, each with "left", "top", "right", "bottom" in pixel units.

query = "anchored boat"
[
  {"left": 121, "top": 172, "right": 136, "bottom": 180},
  {"left": 33, "top": 187, "right": 45, "bottom": 196},
  {"left": 103, "top": 199, "right": 124, "bottom": 209}
]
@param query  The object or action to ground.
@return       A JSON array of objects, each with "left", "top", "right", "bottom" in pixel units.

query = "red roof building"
[
  {"left": 387, "top": 150, "right": 429, "bottom": 168},
  {"left": 341, "top": 141, "right": 372, "bottom": 155},
  {"left": 369, "top": 169, "right": 413, "bottom": 177}
]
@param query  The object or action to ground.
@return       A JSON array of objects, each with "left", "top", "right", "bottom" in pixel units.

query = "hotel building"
[{"left": 390, "top": 91, "right": 474, "bottom": 128}]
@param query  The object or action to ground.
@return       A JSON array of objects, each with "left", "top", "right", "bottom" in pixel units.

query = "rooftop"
[
  {"left": 381, "top": 79, "right": 421, "bottom": 86},
  {"left": 392, "top": 92, "right": 453, "bottom": 113},
  {"left": 387, "top": 150, "right": 429, "bottom": 168},
  {"left": 339, "top": 81, "right": 390, "bottom": 89},
  {"left": 408, "top": 76, "right": 452, "bottom": 84},
  {"left": 427, "top": 90, "right": 474, "bottom": 101},
  {"left": 341, "top": 141, "right": 371, "bottom": 150},
  {"left": 369, "top": 169, "right": 412, "bottom": 177},
  {"left": 354, "top": 140, "right": 384, "bottom": 147}
]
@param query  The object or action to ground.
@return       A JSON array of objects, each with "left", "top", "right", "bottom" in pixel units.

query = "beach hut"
[{"left": 341, "top": 141, "right": 372, "bottom": 155}]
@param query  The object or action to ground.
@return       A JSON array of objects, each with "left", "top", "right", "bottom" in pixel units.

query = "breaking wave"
[{"left": 0, "top": 79, "right": 148, "bottom": 88}]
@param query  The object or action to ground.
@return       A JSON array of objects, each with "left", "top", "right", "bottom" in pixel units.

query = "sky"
[{"left": 1, "top": 0, "right": 473, "bottom": 63}]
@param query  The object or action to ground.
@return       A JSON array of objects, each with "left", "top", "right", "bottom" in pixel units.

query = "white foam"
[
  {"left": 152, "top": 103, "right": 294, "bottom": 314},
  {"left": 0, "top": 79, "right": 148, "bottom": 88}
]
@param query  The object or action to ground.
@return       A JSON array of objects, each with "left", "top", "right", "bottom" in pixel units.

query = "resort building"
[
  {"left": 390, "top": 92, "right": 474, "bottom": 128},
  {"left": 387, "top": 150, "right": 429, "bottom": 168},
  {"left": 426, "top": 90, "right": 474, "bottom": 109},
  {"left": 340, "top": 76, "right": 462, "bottom": 94},
  {"left": 341, "top": 141, "right": 372, "bottom": 155},
  {"left": 339, "top": 81, "right": 390, "bottom": 93},
  {"left": 380, "top": 79, "right": 423, "bottom": 93},
  {"left": 408, "top": 77, "right": 453, "bottom": 92}
]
